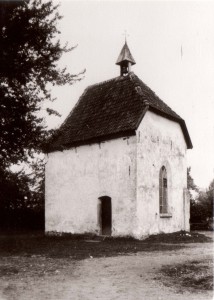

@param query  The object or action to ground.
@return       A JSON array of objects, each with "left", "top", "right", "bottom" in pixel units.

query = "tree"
[
  {"left": 0, "top": 165, "right": 46, "bottom": 229},
  {"left": 208, "top": 179, "right": 214, "bottom": 191},
  {"left": 0, "top": 0, "right": 84, "bottom": 228},
  {"left": 187, "top": 167, "right": 198, "bottom": 192},
  {"left": 188, "top": 167, "right": 214, "bottom": 224},
  {"left": 206, "top": 179, "right": 214, "bottom": 219},
  {"left": 0, "top": 0, "right": 84, "bottom": 168}
]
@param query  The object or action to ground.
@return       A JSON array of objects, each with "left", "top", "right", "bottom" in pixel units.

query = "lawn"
[
  {"left": 160, "top": 259, "right": 213, "bottom": 291},
  {"left": 0, "top": 230, "right": 211, "bottom": 260},
  {"left": 0, "top": 230, "right": 212, "bottom": 299}
]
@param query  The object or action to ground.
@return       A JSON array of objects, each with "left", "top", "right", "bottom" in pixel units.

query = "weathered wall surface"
[
  {"left": 45, "top": 136, "right": 137, "bottom": 236},
  {"left": 135, "top": 110, "right": 189, "bottom": 238},
  {"left": 46, "top": 110, "right": 190, "bottom": 238}
]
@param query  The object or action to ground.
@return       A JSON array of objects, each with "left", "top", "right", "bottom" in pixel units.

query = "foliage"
[
  {"left": 187, "top": 167, "right": 198, "bottom": 193},
  {"left": 0, "top": 166, "right": 44, "bottom": 229},
  {"left": 0, "top": 0, "right": 84, "bottom": 168},
  {"left": 0, "top": 167, "right": 30, "bottom": 211},
  {"left": 0, "top": 0, "right": 84, "bottom": 228},
  {"left": 188, "top": 167, "right": 214, "bottom": 223},
  {"left": 208, "top": 179, "right": 214, "bottom": 191},
  {"left": 190, "top": 192, "right": 211, "bottom": 223}
]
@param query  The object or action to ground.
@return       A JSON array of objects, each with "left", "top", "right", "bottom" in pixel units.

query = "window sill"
[{"left": 160, "top": 213, "right": 172, "bottom": 218}]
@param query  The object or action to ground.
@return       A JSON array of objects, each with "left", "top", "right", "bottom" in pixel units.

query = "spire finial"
[{"left": 123, "top": 30, "right": 129, "bottom": 43}]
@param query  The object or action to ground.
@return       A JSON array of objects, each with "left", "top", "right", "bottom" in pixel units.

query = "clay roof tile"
[{"left": 47, "top": 73, "right": 192, "bottom": 152}]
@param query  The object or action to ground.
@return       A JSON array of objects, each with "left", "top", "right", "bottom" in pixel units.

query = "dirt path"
[{"left": 0, "top": 241, "right": 212, "bottom": 300}]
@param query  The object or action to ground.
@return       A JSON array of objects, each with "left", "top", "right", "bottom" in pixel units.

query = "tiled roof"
[{"left": 47, "top": 72, "right": 192, "bottom": 152}]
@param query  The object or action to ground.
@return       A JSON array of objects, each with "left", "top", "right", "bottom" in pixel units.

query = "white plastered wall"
[
  {"left": 45, "top": 136, "right": 137, "bottom": 236},
  {"left": 135, "top": 110, "right": 189, "bottom": 237}
]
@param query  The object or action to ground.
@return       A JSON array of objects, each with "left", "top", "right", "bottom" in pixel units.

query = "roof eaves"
[
  {"left": 86, "top": 76, "right": 120, "bottom": 89},
  {"left": 47, "top": 129, "right": 136, "bottom": 153},
  {"left": 179, "top": 119, "right": 193, "bottom": 149}
]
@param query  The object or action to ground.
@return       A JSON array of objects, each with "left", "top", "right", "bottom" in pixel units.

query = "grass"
[
  {"left": 0, "top": 230, "right": 212, "bottom": 294},
  {"left": 0, "top": 230, "right": 211, "bottom": 260},
  {"left": 0, "top": 233, "right": 180, "bottom": 260},
  {"left": 160, "top": 260, "right": 213, "bottom": 291},
  {"left": 144, "top": 230, "right": 212, "bottom": 244}
]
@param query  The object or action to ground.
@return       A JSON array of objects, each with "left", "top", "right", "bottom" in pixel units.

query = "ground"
[{"left": 0, "top": 231, "right": 213, "bottom": 300}]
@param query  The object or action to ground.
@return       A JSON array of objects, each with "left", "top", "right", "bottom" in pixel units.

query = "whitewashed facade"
[
  {"left": 45, "top": 110, "right": 190, "bottom": 238},
  {"left": 45, "top": 42, "right": 191, "bottom": 238}
]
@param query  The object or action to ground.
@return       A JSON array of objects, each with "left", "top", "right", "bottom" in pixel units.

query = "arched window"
[{"left": 159, "top": 166, "right": 168, "bottom": 213}]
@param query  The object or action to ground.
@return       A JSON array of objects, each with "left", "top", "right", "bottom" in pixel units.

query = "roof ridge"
[
  {"left": 87, "top": 75, "right": 122, "bottom": 90},
  {"left": 87, "top": 72, "right": 137, "bottom": 90},
  {"left": 128, "top": 72, "right": 150, "bottom": 106},
  {"left": 130, "top": 73, "right": 182, "bottom": 120}
]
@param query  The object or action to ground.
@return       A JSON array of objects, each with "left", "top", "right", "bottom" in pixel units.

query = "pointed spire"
[
  {"left": 116, "top": 41, "right": 136, "bottom": 66},
  {"left": 116, "top": 41, "right": 136, "bottom": 76}
]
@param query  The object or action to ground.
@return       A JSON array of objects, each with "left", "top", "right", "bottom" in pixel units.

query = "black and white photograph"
[{"left": 0, "top": 0, "right": 213, "bottom": 299}]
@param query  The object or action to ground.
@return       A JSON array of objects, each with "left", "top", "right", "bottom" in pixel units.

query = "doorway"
[{"left": 98, "top": 196, "right": 112, "bottom": 235}]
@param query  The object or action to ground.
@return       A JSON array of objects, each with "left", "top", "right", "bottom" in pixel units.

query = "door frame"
[{"left": 98, "top": 196, "right": 112, "bottom": 236}]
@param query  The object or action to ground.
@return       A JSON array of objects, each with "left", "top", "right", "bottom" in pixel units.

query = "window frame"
[{"left": 159, "top": 166, "right": 172, "bottom": 218}]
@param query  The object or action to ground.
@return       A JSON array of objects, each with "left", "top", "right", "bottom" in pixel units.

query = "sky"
[{"left": 47, "top": 0, "right": 214, "bottom": 189}]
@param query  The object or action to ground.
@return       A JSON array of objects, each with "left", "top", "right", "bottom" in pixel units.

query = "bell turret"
[{"left": 116, "top": 41, "right": 136, "bottom": 76}]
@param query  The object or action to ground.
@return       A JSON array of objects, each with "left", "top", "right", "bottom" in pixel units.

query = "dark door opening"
[{"left": 99, "top": 196, "right": 112, "bottom": 235}]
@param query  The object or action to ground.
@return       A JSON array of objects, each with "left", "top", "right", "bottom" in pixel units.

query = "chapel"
[{"left": 45, "top": 42, "right": 192, "bottom": 238}]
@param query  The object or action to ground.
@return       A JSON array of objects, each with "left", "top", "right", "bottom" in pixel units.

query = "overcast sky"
[{"left": 47, "top": 0, "right": 214, "bottom": 189}]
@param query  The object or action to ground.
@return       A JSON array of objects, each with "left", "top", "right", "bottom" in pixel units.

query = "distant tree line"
[
  {"left": 188, "top": 167, "right": 214, "bottom": 228},
  {"left": 0, "top": 158, "right": 45, "bottom": 230}
]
